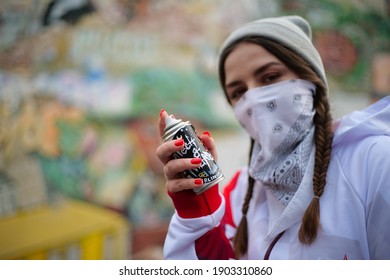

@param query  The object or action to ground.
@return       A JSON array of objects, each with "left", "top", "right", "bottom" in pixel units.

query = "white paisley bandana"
[{"left": 234, "top": 79, "right": 316, "bottom": 206}]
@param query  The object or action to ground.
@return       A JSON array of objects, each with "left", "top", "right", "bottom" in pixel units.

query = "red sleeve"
[
  {"left": 195, "top": 224, "right": 235, "bottom": 259},
  {"left": 168, "top": 171, "right": 241, "bottom": 260},
  {"left": 168, "top": 184, "right": 221, "bottom": 218},
  {"left": 196, "top": 171, "right": 241, "bottom": 260}
]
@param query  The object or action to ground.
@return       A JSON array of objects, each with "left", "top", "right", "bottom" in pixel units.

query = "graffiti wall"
[{"left": 0, "top": 1, "right": 249, "bottom": 239}]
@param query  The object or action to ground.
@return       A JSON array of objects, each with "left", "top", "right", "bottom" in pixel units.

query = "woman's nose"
[{"left": 247, "top": 80, "right": 261, "bottom": 90}]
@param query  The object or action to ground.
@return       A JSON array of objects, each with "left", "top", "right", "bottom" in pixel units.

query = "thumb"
[{"left": 158, "top": 109, "right": 169, "bottom": 137}]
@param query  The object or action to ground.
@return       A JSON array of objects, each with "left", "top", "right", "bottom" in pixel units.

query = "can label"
[{"left": 163, "top": 117, "right": 224, "bottom": 194}]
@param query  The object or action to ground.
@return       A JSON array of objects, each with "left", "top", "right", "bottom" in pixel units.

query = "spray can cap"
[
  {"left": 164, "top": 114, "right": 181, "bottom": 129},
  {"left": 162, "top": 114, "right": 185, "bottom": 142}
]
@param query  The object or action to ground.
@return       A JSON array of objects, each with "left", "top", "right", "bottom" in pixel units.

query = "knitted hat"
[{"left": 219, "top": 15, "right": 328, "bottom": 89}]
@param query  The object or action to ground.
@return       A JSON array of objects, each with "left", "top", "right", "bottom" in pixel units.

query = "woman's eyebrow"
[
  {"left": 225, "top": 80, "right": 241, "bottom": 90},
  {"left": 225, "top": 61, "right": 282, "bottom": 89},
  {"left": 253, "top": 61, "right": 283, "bottom": 77}
]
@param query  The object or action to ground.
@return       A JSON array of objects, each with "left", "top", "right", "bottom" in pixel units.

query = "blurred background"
[{"left": 0, "top": 0, "right": 389, "bottom": 260}]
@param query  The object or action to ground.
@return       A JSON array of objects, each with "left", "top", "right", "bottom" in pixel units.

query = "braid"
[
  {"left": 298, "top": 83, "right": 333, "bottom": 244},
  {"left": 233, "top": 139, "right": 255, "bottom": 257}
]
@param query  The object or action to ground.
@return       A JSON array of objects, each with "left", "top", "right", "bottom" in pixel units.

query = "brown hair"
[{"left": 219, "top": 36, "right": 334, "bottom": 257}]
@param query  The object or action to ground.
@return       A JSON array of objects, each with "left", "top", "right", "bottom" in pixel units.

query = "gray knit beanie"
[{"left": 219, "top": 15, "right": 328, "bottom": 89}]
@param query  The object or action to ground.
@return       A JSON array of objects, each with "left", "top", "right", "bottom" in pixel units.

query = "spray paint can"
[{"left": 162, "top": 115, "right": 224, "bottom": 194}]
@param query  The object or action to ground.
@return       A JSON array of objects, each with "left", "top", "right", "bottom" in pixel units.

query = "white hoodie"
[{"left": 164, "top": 96, "right": 390, "bottom": 260}]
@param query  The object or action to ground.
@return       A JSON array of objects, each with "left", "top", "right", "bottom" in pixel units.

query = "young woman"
[{"left": 156, "top": 15, "right": 390, "bottom": 259}]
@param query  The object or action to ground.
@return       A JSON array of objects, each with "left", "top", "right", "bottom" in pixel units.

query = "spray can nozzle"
[{"left": 164, "top": 114, "right": 181, "bottom": 129}]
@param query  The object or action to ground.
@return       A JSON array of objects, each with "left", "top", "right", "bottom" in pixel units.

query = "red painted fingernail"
[
  {"left": 203, "top": 131, "right": 211, "bottom": 137},
  {"left": 194, "top": 179, "right": 203, "bottom": 185},
  {"left": 191, "top": 158, "right": 202, "bottom": 164},
  {"left": 160, "top": 109, "right": 165, "bottom": 117},
  {"left": 174, "top": 139, "right": 184, "bottom": 146}
]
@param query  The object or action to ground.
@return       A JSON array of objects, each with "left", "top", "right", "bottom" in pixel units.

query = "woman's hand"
[{"left": 155, "top": 109, "right": 218, "bottom": 193}]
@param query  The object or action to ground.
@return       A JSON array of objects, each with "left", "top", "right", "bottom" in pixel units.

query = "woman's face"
[{"left": 224, "top": 42, "right": 299, "bottom": 106}]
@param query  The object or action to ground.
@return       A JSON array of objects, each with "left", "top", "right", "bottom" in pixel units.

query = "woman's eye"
[
  {"left": 231, "top": 89, "right": 246, "bottom": 101},
  {"left": 262, "top": 73, "right": 281, "bottom": 84}
]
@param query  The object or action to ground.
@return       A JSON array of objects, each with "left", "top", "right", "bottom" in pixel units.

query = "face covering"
[{"left": 233, "top": 79, "right": 316, "bottom": 206}]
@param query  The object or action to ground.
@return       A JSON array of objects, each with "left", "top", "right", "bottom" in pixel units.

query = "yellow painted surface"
[
  {"left": 0, "top": 200, "right": 130, "bottom": 259},
  {"left": 81, "top": 233, "right": 103, "bottom": 260}
]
